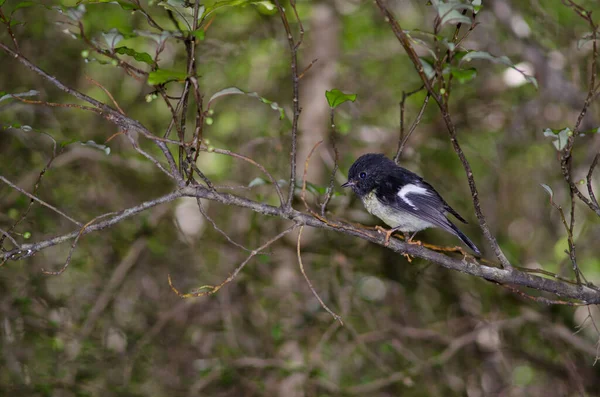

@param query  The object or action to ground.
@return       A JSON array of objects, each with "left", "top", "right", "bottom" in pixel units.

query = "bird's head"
[{"left": 342, "top": 153, "right": 395, "bottom": 197}]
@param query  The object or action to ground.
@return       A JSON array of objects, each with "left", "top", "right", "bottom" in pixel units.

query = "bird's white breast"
[{"left": 362, "top": 191, "right": 434, "bottom": 232}]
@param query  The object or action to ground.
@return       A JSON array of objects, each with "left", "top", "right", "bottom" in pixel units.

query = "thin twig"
[
  {"left": 373, "top": 0, "right": 513, "bottom": 270},
  {"left": 0, "top": 175, "right": 82, "bottom": 227},
  {"left": 587, "top": 153, "right": 600, "bottom": 208},
  {"left": 394, "top": 91, "right": 430, "bottom": 163},
  {"left": 296, "top": 226, "right": 343, "bottom": 324},
  {"left": 200, "top": 146, "right": 285, "bottom": 205},
  {"left": 273, "top": 0, "right": 302, "bottom": 211},
  {"left": 320, "top": 109, "right": 339, "bottom": 217},
  {"left": 85, "top": 75, "right": 125, "bottom": 115},
  {"left": 168, "top": 224, "right": 298, "bottom": 298},
  {"left": 195, "top": 198, "right": 257, "bottom": 253}
]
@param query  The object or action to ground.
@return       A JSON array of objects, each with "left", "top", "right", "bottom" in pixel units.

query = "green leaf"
[
  {"left": 12, "top": 1, "right": 35, "bottom": 11},
  {"left": 0, "top": 90, "right": 39, "bottom": 103},
  {"left": 460, "top": 51, "right": 538, "bottom": 88},
  {"left": 157, "top": 0, "right": 195, "bottom": 30},
  {"left": 147, "top": 69, "right": 188, "bottom": 85},
  {"left": 254, "top": 0, "right": 276, "bottom": 15},
  {"left": 114, "top": 46, "right": 154, "bottom": 65},
  {"left": 543, "top": 127, "right": 571, "bottom": 151},
  {"left": 248, "top": 177, "right": 267, "bottom": 188},
  {"left": 201, "top": 0, "right": 276, "bottom": 19},
  {"left": 192, "top": 28, "right": 205, "bottom": 40},
  {"left": 102, "top": 28, "right": 124, "bottom": 49},
  {"left": 0, "top": 0, "right": 6, "bottom": 7},
  {"left": 577, "top": 32, "right": 599, "bottom": 49},
  {"left": 325, "top": 89, "right": 357, "bottom": 109},
  {"left": 81, "top": 140, "right": 111, "bottom": 155},
  {"left": 208, "top": 87, "right": 286, "bottom": 119},
  {"left": 430, "top": 0, "right": 473, "bottom": 27},
  {"left": 540, "top": 184, "right": 553, "bottom": 200},
  {"left": 450, "top": 66, "right": 477, "bottom": 83},
  {"left": 419, "top": 58, "right": 436, "bottom": 80},
  {"left": 64, "top": 4, "right": 86, "bottom": 21},
  {"left": 78, "top": 0, "right": 140, "bottom": 10},
  {"left": 471, "top": 0, "right": 482, "bottom": 13}
]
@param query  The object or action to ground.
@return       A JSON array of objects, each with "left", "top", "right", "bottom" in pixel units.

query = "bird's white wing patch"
[{"left": 397, "top": 184, "right": 431, "bottom": 209}]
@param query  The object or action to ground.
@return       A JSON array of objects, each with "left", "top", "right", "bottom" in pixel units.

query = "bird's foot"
[
  {"left": 376, "top": 226, "right": 397, "bottom": 247},
  {"left": 402, "top": 252, "right": 413, "bottom": 262}
]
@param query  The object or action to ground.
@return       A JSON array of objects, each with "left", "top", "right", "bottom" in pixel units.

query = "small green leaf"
[
  {"left": 419, "top": 58, "right": 436, "bottom": 80},
  {"left": 471, "top": 0, "right": 482, "bottom": 13},
  {"left": 0, "top": 0, "right": 7, "bottom": 7},
  {"left": 254, "top": 0, "right": 276, "bottom": 15},
  {"left": 208, "top": 87, "right": 286, "bottom": 119},
  {"left": 192, "top": 29, "right": 205, "bottom": 41},
  {"left": 450, "top": 66, "right": 477, "bottom": 83},
  {"left": 460, "top": 51, "right": 538, "bottom": 88},
  {"left": 64, "top": 4, "right": 86, "bottom": 21},
  {"left": 431, "top": 0, "right": 473, "bottom": 27},
  {"left": 114, "top": 46, "right": 154, "bottom": 65},
  {"left": 81, "top": 140, "right": 111, "bottom": 155},
  {"left": 577, "top": 32, "right": 599, "bottom": 49},
  {"left": 543, "top": 127, "right": 571, "bottom": 151},
  {"left": 102, "top": 28, "right": 124, "bottom": 49},
  {"left": 23, "top": 232, "right": 31, "bottom": 239},
  {"left": 248, "top": 177, "right": 267, "bottom": 187},
  {"left": 540, "top": 184, "right": 553, "bottom": 200},
  {"left": 12, "top": 1, "right": 35, "bottom": 12},
  {"left": 147, "top": 69, "right": 188, "bottom": 85},
  {"left": 0, "top": 90, "right": 39, "bottom": 103},
  {"left": 325, "top": 89, "right": 357, "bottom": 109}
]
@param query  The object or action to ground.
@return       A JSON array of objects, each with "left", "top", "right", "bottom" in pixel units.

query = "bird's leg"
[
  {"left": 376, "top": 225, "right": 401, "bottom": 247},
  {"left": 405, "top": 231, "right": 422, "bottom": 246}
]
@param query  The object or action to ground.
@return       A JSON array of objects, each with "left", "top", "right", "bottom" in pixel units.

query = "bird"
[{"left": 341, "top": 153, "right": 481, "bottom": 256}]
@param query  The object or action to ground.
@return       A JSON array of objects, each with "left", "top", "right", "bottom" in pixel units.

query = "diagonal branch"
[{"left": 373, "top": 0, "right": 513, "bottom": 270}]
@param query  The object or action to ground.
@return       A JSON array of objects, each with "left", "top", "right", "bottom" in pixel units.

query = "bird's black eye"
[{"left": 359, "top": 172, "right": 366, "bottom": 179}]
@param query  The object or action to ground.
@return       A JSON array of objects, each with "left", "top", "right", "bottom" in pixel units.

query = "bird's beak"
[{"left": 341, "top": 180, "right": 353, "bottom": 188}]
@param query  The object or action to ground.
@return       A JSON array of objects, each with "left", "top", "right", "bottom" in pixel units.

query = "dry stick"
[
  {"left": 320, "top": 109, "right": 340, "bottom": 217},
  {"left": 2, "top": 190, "right": 183, "bottom": 262},
  {"left": 201, "top": 146, "right": 285, "bottom": 205},
  {"left": 499, "top": 284, "right": 586, "bottom": 306},
  {"left": 373, "top": 0, "right": 513, "bottom": 270},
  {"left": 394, "top": 92, "right": 430, "bottom": 163},
  {"left": 560, "top": 0, "right": 600, "bottom": 216},
  {"left": 85, "top": 75, "right": 125, "bottom": 115},
  {"left": 41, "top": 212, "right": 119, "bottom": 275},
  {"left": 587, "top": 153, "right": 600, "bottom": 208},
  {"left": 0, "top": 43, "right": 182, "bottom": 182},
  {"left": 296, "top": 226, "right": 343, "bottom": 324},
  {"left": 168, "top": 224, "right": 298, "bottom": 298},
  {"left": 0, "top": 227, "right": 20, "bottom": 249},
  {"left": 0, "top": 137, "right": 61, "bottom": 249},
  {"left": 0, "top": 7, "right": 20, "bottom": 52},
  {"left": 195, "top": 198, "right": 257, "bottom": 253},
  {"left": 2, "top": 183, "right": 600, "bottom": 304},
  {"left": 0, "top": 175, "right": 82, "bottom": 227},
  {"left": 274, "top": 0, "right": 302, "bottom": 211}
]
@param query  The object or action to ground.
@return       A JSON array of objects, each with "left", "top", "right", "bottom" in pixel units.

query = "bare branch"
[
  {"left": 0, "top": 175, "right": 82, "bottom": 227},
  {"left": 168, "top": 224, "right": 298, "bottom": 298},
  {"left": 373, "top": 0, "right": 513, "bottom": 270},
  {"left": 297, "top": 226, "right": 343, "bottom": 324},
  {"left": 273, "top": 0, "right": 302, "bottom": 211}
]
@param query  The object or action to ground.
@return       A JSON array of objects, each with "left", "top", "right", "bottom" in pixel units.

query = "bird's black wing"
[{"left": 375, "top": 174, "right": 457, "bottom": 235}]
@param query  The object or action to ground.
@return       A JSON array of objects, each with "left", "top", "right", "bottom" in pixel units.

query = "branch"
[
  {"left": 373, "top": 0, "right": 513, "bottom": 270},
  {"left": 0, "top": 175, "right": 82, "bottom": 227},
  {"left": 4, "top": 184, "right": 600, "bottom": 305},
  {"left": 273, "top": 0, "right": 302, "bottom": 211}
]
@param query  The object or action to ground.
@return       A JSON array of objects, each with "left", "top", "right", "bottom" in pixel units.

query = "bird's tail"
[{"left": 447, "top": 221, "right": 481, "bottom": 256}]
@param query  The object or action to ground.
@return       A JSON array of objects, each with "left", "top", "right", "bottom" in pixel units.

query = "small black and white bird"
[{"left": 342, "top": 153, "right": 481, "bottom": 255}]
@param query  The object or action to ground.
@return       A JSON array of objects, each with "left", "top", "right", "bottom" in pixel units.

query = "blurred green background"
[{"left": 1, "top": 0, "right": 600, "bottom": 395}]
